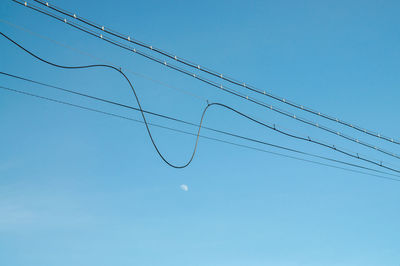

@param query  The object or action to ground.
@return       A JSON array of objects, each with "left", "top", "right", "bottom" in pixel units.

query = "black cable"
[
  {"left": 0, "top": 31, "right": 202, "bottom": 168},
  {"left": 2, "top": 20, "right": 396, "bottom": 173},
  {"left": 1, "top": 31, "right": 399, "bottom": 173},
  {"left": 30, "top": 0, "right": 400, "bottom": 146},
  {"left": 3, "top": 71, "right": 399, "bottom": 178},
  {"left": 0, "top": 18, "right": 207, "bottom": 103},
  {"left": 13, "top": 0, "right": 400, "bottom": 161},
  {"left": 1, "top": 84, "right": 399, "bottom": 182}
]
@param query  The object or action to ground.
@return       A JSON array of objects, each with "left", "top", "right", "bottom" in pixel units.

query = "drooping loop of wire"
[
  {"left": 28, "top": 0, "right": 400, "bottom": 146},
  {"left": 12, "top": 0, "right": 400, "bottom": 161},
  {"left": 2, "top": 31, "right": 400, "bottom": 174},
  {"left": 1, "top": 20, "right": 395, "bottom": 170},
  {"left": 0, "top": 31, "right": 201, "bottom": 168}
]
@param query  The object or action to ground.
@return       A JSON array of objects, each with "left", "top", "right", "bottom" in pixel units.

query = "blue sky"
[{"left": 1, "top": 0, "right": 400, "bottom": 265}]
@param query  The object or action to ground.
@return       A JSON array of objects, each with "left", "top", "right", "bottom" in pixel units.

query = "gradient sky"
[{"left": 1, "top": 0, "right": 400, "bottom": 265}]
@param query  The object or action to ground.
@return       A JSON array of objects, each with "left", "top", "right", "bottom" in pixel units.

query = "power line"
[
  {"left": 0, "top": 19, "right": 208, "bottom": 103},
  {"left": 29, "top": 0, "right": 400, "bottom": 146},
  {"left": 4, "top": 71, "right": 399, "bottom": 176},
  {"left": 1, "top": 31, "right": 399, "bottom": 173},
  {"left": 13, "top": 0, "right": 400, "bottom": 161},
  {"left": 1, "top": 84, "right": 399, "bottom": 182},
  {"left": 0, "top": 20, "right": 392, "bottom": 168},
  {"left": 0, "top": 30, "right": 204, "bottom": 169}
]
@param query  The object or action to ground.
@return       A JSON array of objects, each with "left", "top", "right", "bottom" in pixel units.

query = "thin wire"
[
  {"left": 13, "top": 0, "right": 400, "bottom": 160},
  {"left": 2, "top": 31, "right": 399, "bottom": 173},
  {"left": 0, "top": 20, "right": 393, "bottom": 169},
  {"left": 4, "top": 71, "right": 400, "bottom": 177},
  {"left": 31, "top": 0, "right": 400, "bottom": 146},
  {"left": 0, "top": 18, "right": 207, "bottom": 103},
  {"left": 0, "top": 31, "right": 202, "bottom": 168},
  {"left": 1, "top": 84, "right": 399, "bottom": 183}
]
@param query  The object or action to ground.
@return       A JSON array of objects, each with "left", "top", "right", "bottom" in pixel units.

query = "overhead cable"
[
  {"left": 1, "top": 84, "right": 399, "bottom": 183},
  {"left": 3, "top": 70, "right": 400, "bottom": 175},
  {"left": 29, "top": 0, "right": 400, "bottom": 146},
  {"left": 1, "top": 31, "right": 400, "bottom": 174},
  {"left": 12, "top": 0, "right": 400, "bottom": 160},
  {"left": 0, "top": 20, "right": 392, "bottom": 168}
]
